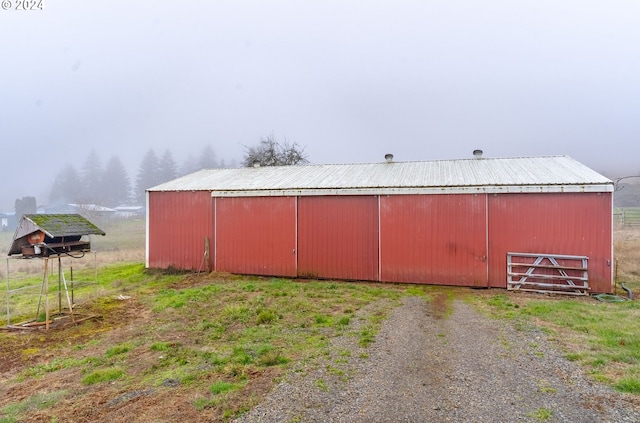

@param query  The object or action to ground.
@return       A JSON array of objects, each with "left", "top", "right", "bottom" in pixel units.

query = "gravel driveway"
[{"left": 236, "top": 296, "right": 639, "bottom": 422}]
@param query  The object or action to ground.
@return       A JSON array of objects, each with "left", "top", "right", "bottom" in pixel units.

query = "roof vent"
[
  {"left": 384, "top": 153, "right": 394, "bottom": 163},
  {"left": 472, "top": 149, "right": 483, "bottom": 159}
]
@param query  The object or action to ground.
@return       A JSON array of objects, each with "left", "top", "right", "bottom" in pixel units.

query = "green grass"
[
  {"left": 105, "top": 341, "right": 135, "bottom": 358},
  {"left": 91, "top": 218, "right": 146, "bottom": 251},
  {"left": 0, "top": 261, "right": 406, "bottom": 420},
  {"left": 480, "top": 293, "right": 640, "bottom": 393},
  {"left": 81, "top": 367, "right": 125, "bottom": 385},
  {"left": 0, "top": 390, "right": 67, "bottom": 422},
  {"left": 209, "top": 380, "right": 242, "bottom": 395},
  {"left": 20, "top": 357, "right": 91, "bottom": 379},
  {"left": 527, "top": 407, "right": 553, "bottom": 420}
]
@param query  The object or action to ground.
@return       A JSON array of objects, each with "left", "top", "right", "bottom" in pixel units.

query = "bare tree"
[{"left": 242, "top": 135, "right": 309, "bottom": 167}]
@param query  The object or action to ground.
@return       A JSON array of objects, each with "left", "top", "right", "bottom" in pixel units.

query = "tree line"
[
  {"left": 46, "top": 145, "right": 233, "bottom": 208},
  {"left": 43, "top": 136, "right": 308, "bottom": 209}
]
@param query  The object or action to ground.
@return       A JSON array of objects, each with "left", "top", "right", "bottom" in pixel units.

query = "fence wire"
[{"left": 3, "top": 253, "right": 102, "bottom": 327}]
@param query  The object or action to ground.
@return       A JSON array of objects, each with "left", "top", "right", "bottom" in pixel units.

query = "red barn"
[{"left": 146, "top": 155, "right": 613, "bottom": 293}]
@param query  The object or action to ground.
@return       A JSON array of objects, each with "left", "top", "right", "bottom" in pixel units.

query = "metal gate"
[{"left": 507, "top": 252, "right": 589, "bottom": 295}]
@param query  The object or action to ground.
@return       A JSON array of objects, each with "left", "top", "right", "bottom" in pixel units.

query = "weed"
[
  {"left": 315, "top": 378, "right": 329, "bottom": 391},
  {"left": 527, "top": 408, "right": 553, "bottom": 420},
  {"left": 327, "top": 365, "right": 345, "bottom": 377},
  {"left": 209, "top": 380, "right": 240, "bottom": 395},
  {"left": 537, "top": 380, "right": 557, "bottom": 394},
  {"left": 0, "top": 390, "right": 67, "bottom": 421},
  {"left": 193, "top": 397, "right": 217, "bottom": 410},
  {"left": 22, "top": 357, "right": 88, "bottom": 378},
  {"left": 150, "top": 342, "right": 173, "bottom": 352},
  {"left": 82, "top": 368, "right": 125, "bottom": 385},
  {"left": 615, "top": 377, "right": 640, "bottom": 393},
  {"left": 105, "top": 341, "right": 135, "bottom": 358},
  {"left": 223, "top": 363, "right": 250, "bottom": 379},
  {"left": 256, "top": 309, "right": 277, "bottom": 325},
  {"left": 314, "top": 314, "right": 331, "bottom": 325},
  {"left": 406, "top": 286, "right": 427, "bottom": 297},
  {"left": 359, "top": 327, "right": 376, "bottom": 347},
  {"left": 257, "top": 350, "right": 289, "bottom": 367},
  {"left": 336, "top": 316, "right": 351, "bottom": 327}
]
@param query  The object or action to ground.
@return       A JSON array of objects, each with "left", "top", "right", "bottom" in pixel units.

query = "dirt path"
[{"left": 237, "top": 297, "right": 640, "bottom": 422}]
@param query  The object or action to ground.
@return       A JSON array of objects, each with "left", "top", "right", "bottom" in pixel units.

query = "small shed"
[
  {"left": 8, "top": 214, "right": 105, "bottom": 257},
  {"left": 146, "top": 155, "right": 614, "bottom": 293}
]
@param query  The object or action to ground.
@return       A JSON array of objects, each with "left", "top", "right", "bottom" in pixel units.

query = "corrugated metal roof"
[{"left": 148, "top": 156, "right": 613, "bottom": 196}]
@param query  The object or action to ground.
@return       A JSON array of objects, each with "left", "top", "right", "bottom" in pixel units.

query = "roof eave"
[{"left": 210, "top": 183, "right": 614, "bottom": 197}]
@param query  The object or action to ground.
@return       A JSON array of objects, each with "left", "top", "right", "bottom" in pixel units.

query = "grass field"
[
  {"left": 614, "top": 207, "right": 640, "bottom": 228},
  {"left": 0, "top": 217, "right": 638, "bottom": 421}
]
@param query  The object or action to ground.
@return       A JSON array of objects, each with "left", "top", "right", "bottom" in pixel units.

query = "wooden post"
[
  {"left": 58, "top": 256, "right": 62, "bottom": 313},
  {"left": 204, "top": 237, "right": 210, "bottom": 272},
  {"left": 44, "top": 258, "right": 50, "bottom": 331}
]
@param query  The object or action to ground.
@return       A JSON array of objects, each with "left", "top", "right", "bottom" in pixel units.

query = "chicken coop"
[{"left": 5, "top": 214, "right": 105, "bottom": 329}]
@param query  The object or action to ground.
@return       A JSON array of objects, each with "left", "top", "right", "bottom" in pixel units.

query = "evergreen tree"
[
  {"left": 198, "top": 144, "right": 218, "bottom": 169},
  {"left": 103, "top": 155, "right": 132, "bottom": 207},
  {"left": 158, "top": 150, "right": 178, "bottom": 183},
  {"left": 135, "top": 149, "right": 161, "bottom": 204},
  {"left": 80, "top": 150, "right": 104, "bottom": 203},
  {"left": 179, "top": 154, "right": 199, "bottom": 176},
  {"left": 49, "top": 164, "right": 83, "bottom": 205}
]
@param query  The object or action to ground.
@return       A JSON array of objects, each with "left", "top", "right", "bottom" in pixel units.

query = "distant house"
[
  {"left": 0, "top": 213, "right": 8, "bottom": 232},
  {"left": 44, "top": 204, "right": 116, "bottom": 220},
  {"left": 0, "top": 212, "right": 16, "bottom": 232},
  {"left": 113, "top": 206, "right": 145, "bottom": 219}
]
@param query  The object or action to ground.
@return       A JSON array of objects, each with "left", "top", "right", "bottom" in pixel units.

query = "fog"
[{"left": 1, "top": 1, "right": 639, "bottom": 210}]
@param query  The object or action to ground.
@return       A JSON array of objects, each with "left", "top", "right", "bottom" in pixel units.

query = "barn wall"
[
  {"left": 297, "top": 196, "right": 379, "bottom": 280},
  {"left": 147, "top": 191, "right": 214, "bottom": 271},
  {"left": 215, "top": 196, "right": 297, "bottom": 277},
  {"left": 487, "top": 192, "right": 612, "bottom": 292},
  {"left": 379, "top": 194, "right": 488, "bottom": 286},
  {"left": 147, "top": 189, "right": 612, "bottom": 293}
]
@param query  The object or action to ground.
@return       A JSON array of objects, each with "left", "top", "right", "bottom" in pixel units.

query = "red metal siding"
[
  {"left": 379, "top": 194, "right": 488, "bottom": 286},
  {"left": 215, "top": 197, "right": 296, "bottom": 277},
  {"left": 487, "top": 192, "right": 612, "bottom": 292},
  {"left": 147, "top": 191, "right": 214, "bottom": 271},
  {"left": 297, "top": 196, "right": 379, "bottom": 281}
]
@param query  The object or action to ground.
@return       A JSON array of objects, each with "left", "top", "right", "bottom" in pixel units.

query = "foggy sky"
[{"left": 1, "top": 1, "right": 639, "bottom": 210}]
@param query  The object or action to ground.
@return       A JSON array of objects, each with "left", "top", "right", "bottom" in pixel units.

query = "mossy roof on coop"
[{"left": 8, "top": 214, "right": 105, "bottom": 256}]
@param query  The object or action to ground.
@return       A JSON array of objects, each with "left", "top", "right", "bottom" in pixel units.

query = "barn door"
[
  {"left": 297, "top": 196, "right": 379, "bottom": 281},
  {"left": 215, "top": 196, "right": 297, "bottom": 277}
]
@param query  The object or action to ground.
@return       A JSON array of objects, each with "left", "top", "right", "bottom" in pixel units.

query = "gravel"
[{"left": 235, "top": 296, "right": 640, "bottom": 422}]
